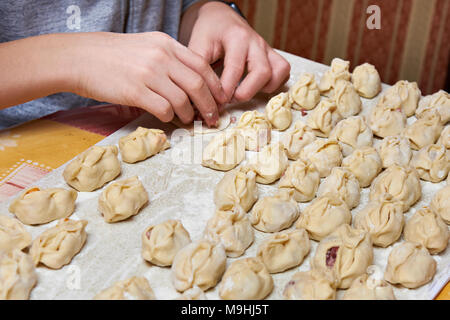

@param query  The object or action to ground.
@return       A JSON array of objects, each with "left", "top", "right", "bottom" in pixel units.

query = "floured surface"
[{"left": 0, "top": 51, "right": 448, "bottom": 300}]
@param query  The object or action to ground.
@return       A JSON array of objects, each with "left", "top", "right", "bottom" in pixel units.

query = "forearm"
[{"left": 179, "top": 0, "right": 210, "bottom": 46}]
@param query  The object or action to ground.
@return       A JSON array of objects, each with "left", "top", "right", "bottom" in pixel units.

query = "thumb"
[{"left": 188, "top": 36, "right": 221, "bottom": 64}]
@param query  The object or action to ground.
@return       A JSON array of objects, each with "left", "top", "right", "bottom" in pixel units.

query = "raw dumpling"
[
  {"left": 171, "top": 240, "right": 226, "bottom": 292},
  {"left": 283, "top": 269, "right": 336, "bottom": 300},
  {"left": 9, "top": 187, "right": 77, "bottom": 225},
  {"left": 202, "top": 129, "right": 245, "bottom": 171},
  {"left": 30, "top": 219, "right": 88, "bottom": 269},
  {"left": 437, "top": 125, "right": 450, "bottom": 149},
  {"left": 312, "top": 224, "right": 373, "bottom": 289},
  {"left": 63, "top": 145, "right": 121, "bottom": 192},
  {"left": 236, "top": 110, "right": 271, "bottom": 151},
  {"left": 142, "top": 219, "right": 191, "bottom": 266},
  {"left": 219, "top": 257, "right": 273, "bottom": 300},
  {"left": 384, "top": 241, "right": 436, "bottom": 289},
  {"left": 416, "top": 90, "right": 450, "bottom": 124},
  {"left": 430, "top": 185, "right": 450, "bottom": 224},
  {"left": 351, "top": 63, "right": 381, "bottom": 98},
  {"left": 369, "top": 165, "right": 421, "bottom": 212},
  {"left": 412, "top": 144, "right": 449, "bottom": 182},
  {"left": 317, "top": 167, "right": 361, "bottom": 209},
  {"left": 343, "top": 272, "right": 395, "bottom": 300},
  {"left": 377, "top": 80, "right": 420, "bottom": 117},
  {"left": 265, "top": 92, "right": 293, "bottom": 131},
  {"left": 368, "top": 105, "right": 406, "bottom": 138},
  {"left": 98, "top": 176, "right": 148, "bottom": 223},
  {"left": 281, "top": 121, "right": 316, "bottom": 160},
  {"left": 0, "top": 215, "right": 32, "bottom": 252},
  {"left": 204, "top": 207, "right": 254, "bottom": 258},
  {"left": 0, "top": 249, "right": 37, "bottom": 300},
  {"left": 295, "top": 194, "right": 351, "bottom": 241},
  {"left": 354, "top": 194, "right": 404, "bottom": 247},
  {"left": 300, "top": 139, "right": 342, "bottom": 178},
  {"left": 256, "top": 229, "right": 310, "bottom": 273},
  {"left": 403, "top": 207, "right": 449, "bottom": 255},
  {"left": 250, "top": 190, "right": 299, "bottom": 233},
  {"left": 119, "top": 127, "right": 170, "bottom": 163},
  {"left": 334, "top": 80, "right": 362, "bottom": 118},
  {"left": 377, "top": 135, "right": 412, "bottom": 168},
  {"left": 289, "top": 73, "right": 320, "bottom": 110},
  {"left": 329, "top": 116, "right": 373, "bottom": 157},
  {"left": 176, "top": 286, "right": 206, "bottom": 300},
  {"left": 403, "top": 110, "right": 443, "bottom": 150},
  {"left": 278, "top": 158, "right": 320, "bottom": 202},
  {"left": 249, "top": 142, "right": 288, "bottom": 184},
  {"left": 319, "top": 58, "right": 351, "bottom": 98},
  {"left": 341, "top": 146, "right": 382, "bottom": 187},
  {"left": 94, "top": 277, "right": 155, "bottom": 300},
  {"left": 306, "top": 98, "right": 342, "bottom": 137}
]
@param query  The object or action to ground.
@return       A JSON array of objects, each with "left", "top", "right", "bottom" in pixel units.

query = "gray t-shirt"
[{"left": 0, "top": 0, "right": 200, "bottom": 129}]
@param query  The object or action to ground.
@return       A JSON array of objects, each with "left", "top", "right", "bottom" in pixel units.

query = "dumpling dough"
[
  {"left": 214, "top": 166, "right": 258, "bottom": 212},
  {"left": 333, "top": 80, "right": 362, "bottom": 118},
  {"left": 0, "top": 249, "right": 37, "bottom": 300},
  {"left": 416, "top": 90, "right": 450, "bottom": 124},
  {"left": 283, "top": 269, "right": 336, "bottom": 300},
  {"left": 403, "top": 110, "right": 443, "bottom": 150},
  {"left": 342, "top": 146, "right": 382, "bottom": 187},
  {"left": 281, "top": 121, "right": 316, "bottom": 160},
  {"left": 63, "top": 145, "right": 121, "bottom": 192},
  {"left": 351, "top": 63, "right": 381, "bottom": 98},
  {"left": 249, "top": 142, "right": 288, "bottom": 184},
  {"left": 295, "top": 194, "right": 351, "bottom": 241},
  {"left": 368, "top": 106, "right": 406, "bottom": 138},
  {"left": 250, "top": 190, "right": 299, "bottom": 233},
  {"left": 30, "top": 219, "right": 88, "bottom": 269},
  {"left": 369, "top": 165, "right": 421, "bottom": 212},
  {"left": 306, "top": 98, "right": 342, "bottom": 137},
  {"left": 119, "top": 127, "right": 170, "bottom": 163},
  {"left": 438, "top": 125, "right": 450, "bottom": 149},
  {"left": 289, "top": 72, "right": 320, "bottom": 110},
  {"left": 343, "top": 272, "right": 395, "bottom": 300},
  {"left": 319, "top": 58, "right": 351, "bottom": 98},
  {"left": 219, "top": 257, "right": 273, "bottom": 300},
  {"left": 384, "top": 241, "right": 436, "bottom": 289},
  {"left": 98, "top": 176, "right": 148, "bottom": 223},
  {"left": 354, "top": 194, "right": 404, "bottom": 247},
  {"left": 329, "top": 116, "right": 373, "bottom": 157},
  {"left": 256, "top": 229, "right": 310, "bottom": 273},
  {"left": 431, "top": 185, "right": 450, "bottom": 224},
  {"left": 176, "top": 286, "right": 206, "bottom": 300},
  {"left": 412, "top": 144, "right": 449, "bottom": 182},
  {"left": 0, "top": 215, "right": 32, "bottom": 252},
  {"left": 236, "top": 110, "right": 271, "bottom": 151},
  {"left": 171, "top": 240, "right": 226, "bottom": 292},
  {"left": 265, "top": 92, "right": 293, "bottom": 131},
  {"left": 278, "top": 158, "right": 320, "bottom": 202},
  {"left": 142, "top": 219, "right": 191, "bottom": 266},
  {"left": 94, "top": 277, "right": 155, "bottom": 300},
  {"left": 202, "top": 129, "right": 245, "bottom": 171},
  {"left": 377, "top": 80, "right": 420, "bottom": 117},
  {"left": 300, "top": 139, "right": 342, "bottom": 178},
  {"left": 312, "top": 224, "right": 373, "bottom": 289},
  {"left": 377, "top": 135, "right": 412, "bottom": 168},
  {"left": 204, "top": 207, "right": 254, "bottom": 258},
  {"left": 403, "top": 207, "right": 449, "bottom": 255},
  {"left": 9, "top": 187, "right": 77, "bottom": 225},
  {"left": 317, "top": 167, "right": 361, "bottom": 209}
]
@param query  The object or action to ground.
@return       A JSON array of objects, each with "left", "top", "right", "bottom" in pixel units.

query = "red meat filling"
[{"left": 326, "top": 246, "right": 339, "bottom": 267}]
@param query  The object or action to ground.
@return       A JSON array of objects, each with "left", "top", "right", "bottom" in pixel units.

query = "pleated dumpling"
[
  {"left": 341, "top": 146, "right": 382, "bottom": 187},
  {"left": 377, "top": 135, "right": 412, "bottom": 168},
  {"left": 141, "top": 219, "right": 191, "bottom": 267},
  {"left": 214, "top": 166, "right": 258, "bottom": 212},
  {"left": 319, "top": 58, "right": 351, "bottom": 98},
  {"left": 403, "top": 207, "right": 449, "bottom": 255},
  {"left": 94, "top": 277, "right": 155, "bottom": 300},
  {"left": 437, "top": 125, "right": 450, "bottom": 149},
  {"left": 119, "top": 127, "right": 170, "bottom": 163},
  {"left": 176, "top": 286, "right": 206, "bottom": 300},
  {"left": 281, "top": 121, "right": 316, "bottom": 160},
  {"left": 98, "top": 176, "right": 148, "bottom": 223},
  {"left": 30, "top": 219, "right": 88, "bottom": 269},
  {"left": 171, "top": 240, "right": 226, "bottom": 292},
  {"left": 334, "top": 80, "right": 362, "bottom": 118},
  {"left": 219, "top": 257, "right": 273, "bottom": 300},
  {"left": 403, "top": 110, "right": 443, "bottom": 150},
  {"left": 300, "top": 139, "right": 342, "bottom": 177},
  {"left": 256, "top": 229, "right": 310, "bottom": 273},
  {"left": 9, "top": 187, "right": 77, "bottom": 225},
  {"left": 430, "top": 185, "right": 450, "bottom": 224},
  {"left": 63, "top": 145, "right": 121, "bottom": 192},
  {"left": 384, "top": 242, "right": 436, "bottom": 289},
  {"left": 317, "top": 167, "right": 361, "bottom": 209},
  {"left": 351, "top": 63, "right": 382, "bottom": 98},
  {"left": 306, "top": 98, "right": 342, "bottom": 137},
  {"left": 278, "top": 158, "right": 320, "bottom": 202},
  {"left": 312, "top": 224, "right": 373, "bottom": 289},
  {"left": 416, "top": 90, "right": 450, "bottom": 124},
  {"left": 377, "top": 80, "right": 420, "bottom": 117},
  {"left": 265, "top": 92, "right": 293, "bottom": 131},
  {"left": 412, "top": 144, "right": 449, "bottom": 182},
  {"left": 249, "top": 142, "right": 288, "bottom": 184},
  {"left": 343, "top": 272, "right": 395, "bottom": 300},
  {"left": 283, "top": 269, "right": 336, "bottom": 300},
  {"left": 0, "top": 215, "right": 32, "bottom": 252},
  {"left": 202, "top": 129, "right": 245, "bottom": 171},
  {"left": 236, "top": 110, "right": 271, "bottom": 151},
  {"left": 368, "top": 105, "right": 406, "bottom": 138},
  {"left": 329, "top": 116, "right": 373, "bottom": 157},
  {"left": 289, "top": 72, "right": 320, "bottom": 110}
]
